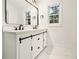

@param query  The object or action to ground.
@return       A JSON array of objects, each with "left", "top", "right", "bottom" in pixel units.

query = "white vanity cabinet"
[{"left": 3, "top": 29, "right": 47, "bottom": 59}]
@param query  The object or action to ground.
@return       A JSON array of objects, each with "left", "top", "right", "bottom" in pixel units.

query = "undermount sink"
[
  {"left": 3, "top": 25, "right": 47, "bottom": 33},
  {"left": 3, "top": 27, "right": 47, "bottom": 33}
]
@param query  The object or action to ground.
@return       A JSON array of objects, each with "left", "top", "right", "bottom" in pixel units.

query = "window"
[{"left": 48, "top": 3, "right": 62, "bottom": 26}]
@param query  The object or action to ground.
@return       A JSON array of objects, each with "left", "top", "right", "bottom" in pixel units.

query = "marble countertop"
[{"left": 3, "top": 28, "right": 47, "bottom": 33}]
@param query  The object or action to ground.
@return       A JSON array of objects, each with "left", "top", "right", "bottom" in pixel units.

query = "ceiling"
[{"left": 7, "top": 0, "right": 30, "bottom": 9}]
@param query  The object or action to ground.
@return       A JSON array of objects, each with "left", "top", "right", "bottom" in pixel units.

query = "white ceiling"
[
  {"left": 7, "top": 0, "right": 47, "bottom": 9},
  {"left": 7, "top": 0, "right": 30, "bottom": 9}
]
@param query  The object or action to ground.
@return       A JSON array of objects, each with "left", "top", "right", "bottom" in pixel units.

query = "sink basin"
[{"left": 3, "top": 27, "right": 47, "bottom": 33}]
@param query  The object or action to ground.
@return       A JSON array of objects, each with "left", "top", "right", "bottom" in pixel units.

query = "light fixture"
[{"left": 32, "top": 0, "right": 37, "bottom": 4}]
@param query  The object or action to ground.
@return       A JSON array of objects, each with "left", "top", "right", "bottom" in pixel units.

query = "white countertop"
[{"left": 3, "top": 28, "right": 47, "bottom": 33}]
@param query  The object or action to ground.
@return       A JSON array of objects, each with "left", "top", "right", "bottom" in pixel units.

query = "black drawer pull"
[
  {"left": 31, "top": 46, "right": 33, "bottom": 51},
  {"left": 37, "top": 47, "right": 40, "bottom": 49},
  {"left": 38, "top": 38, "right": 40, "bottom": 40},
  {"left": 43, "top": 39, "right": 45, "bottom": 41}
]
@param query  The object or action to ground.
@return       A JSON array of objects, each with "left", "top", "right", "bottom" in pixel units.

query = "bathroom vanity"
[
  {"left": 3, "top": 29, "right": 47, "bottom": 59},
  {"left": 3, "top": 0, "right": 47, "bottom": 59}
]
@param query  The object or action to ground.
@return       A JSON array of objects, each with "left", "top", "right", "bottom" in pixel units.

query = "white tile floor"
[
  {"left": 36, "top": 31, "right": 76, "bottom": 59},
  {"left": 37, "top": 46, "right": 76, "bottom": 59}
]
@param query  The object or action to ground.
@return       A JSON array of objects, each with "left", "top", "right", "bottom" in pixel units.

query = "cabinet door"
[
  {"left": 20, "top": 38, "right": 32, "bottom": 59},
  {"left": 31, "top": 35, "right": 38, "bottom": 59},
  {"left": 43, "top": 33, "right": 47, "bottom": 48}
]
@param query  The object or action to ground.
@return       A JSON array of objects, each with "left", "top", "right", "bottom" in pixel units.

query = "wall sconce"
[
  {"left": 40, "top": 15, "right": 44, "bottom": 19},
  {"left": 32, "top": 16, "right": 36, "bottom": 19},
  {"left": 32, "top": 0, "right": 37, "bottom": 4}
]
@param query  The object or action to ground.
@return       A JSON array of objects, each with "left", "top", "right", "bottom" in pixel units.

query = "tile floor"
[{"left": 37, "top": 46, "right": 76, "bottom": 59}]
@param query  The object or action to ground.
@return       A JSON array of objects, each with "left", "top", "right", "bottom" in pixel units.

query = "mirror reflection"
[{"left": 6, "top": 0, "right": 37, "bottom": 25}]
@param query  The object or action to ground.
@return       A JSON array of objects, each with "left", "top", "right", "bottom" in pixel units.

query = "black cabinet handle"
[
  {"left": 37, "top": 47, "right": 40, "bottom": 49},
  {"left": 31, "top": 46, "right": 33, "bottom": 51},
  {"left": 43, "top": 39, "right": 45, "bottom": 41},
  {"left": 19, "top": 38, "right": 22, "bottom": 44},
  {"left": 38, "top": 38, "right": 40, "bottom": 40}
]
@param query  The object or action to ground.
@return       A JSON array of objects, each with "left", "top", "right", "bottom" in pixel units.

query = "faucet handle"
[
  {"left": 14, "top": 26, "right": 18, "bottom": 30},
  {"left": 33, "top": 25, "right": 37, "bottom": 29}
]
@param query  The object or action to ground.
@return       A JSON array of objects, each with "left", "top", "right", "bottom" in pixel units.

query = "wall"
[
  {"left": 7, "top": 3, "right": 18, "bottom": 24},
  {"left": 38, "top": 0, "right": 48, "bottom": 28},
  {"left": 39, "top": 0, "right": 76, "bottom": 58}
]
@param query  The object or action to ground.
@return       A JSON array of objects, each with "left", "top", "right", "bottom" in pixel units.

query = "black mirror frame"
[{"left": 5, "top": 0, "right": 8, "bottom": 24}]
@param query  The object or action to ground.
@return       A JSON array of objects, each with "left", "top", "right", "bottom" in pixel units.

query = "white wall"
[
  {"left": 7, "top": 3, "right": 18, "bottom": 24},
  {"left": 38, "top": 0, "right": 76, "bottom": 58},
  {"left": 38, "top": 0, "right": 48, "bottom": 28}
]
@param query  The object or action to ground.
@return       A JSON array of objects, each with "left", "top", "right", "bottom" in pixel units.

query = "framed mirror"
[{"left": 4, "top": 0, "right": 38, "bottom": 25}]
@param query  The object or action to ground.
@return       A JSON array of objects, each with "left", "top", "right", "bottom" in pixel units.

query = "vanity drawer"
[
  {"left": 17, "top": 33, "right": 31, "bottom": 39},
  {"left": 31, "top": 34, "right": 43, "bottom": 58},
  {"left": 36, "top": 34, "right": 43, "bottom": 48}
]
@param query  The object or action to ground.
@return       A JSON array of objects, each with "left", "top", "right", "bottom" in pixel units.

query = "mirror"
[{"left": 5, "top": 0, "right": 38, "bottom": 25}]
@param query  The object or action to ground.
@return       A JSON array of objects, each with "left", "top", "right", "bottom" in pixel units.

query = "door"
[{"left": 20, "top": 38, "right": 32, "bottom": 59}]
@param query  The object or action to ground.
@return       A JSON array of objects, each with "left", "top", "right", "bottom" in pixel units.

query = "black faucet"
[{"left": 19, "top": 24, "right": 24, "bottom": 30}]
